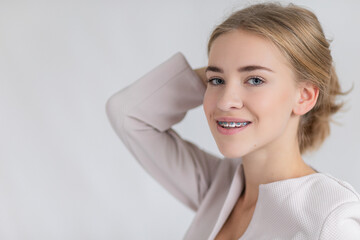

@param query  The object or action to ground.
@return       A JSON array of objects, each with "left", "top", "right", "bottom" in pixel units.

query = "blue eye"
[
  {"left": 207, "top": 78, "right": 224, "bottom": 86},
  {"left": 247, "top": 77, "right": 264, "bottom": 86},
  {"left": 207, "top": 76, "right": 265, "bottom": 86}
]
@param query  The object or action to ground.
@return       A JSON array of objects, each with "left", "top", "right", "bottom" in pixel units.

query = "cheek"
[
  {"left": 255, "top": 87, "right": 293, "bottom": 116},
  {"left": 203, "top": 90, "right": 216, "bottom": 118}
]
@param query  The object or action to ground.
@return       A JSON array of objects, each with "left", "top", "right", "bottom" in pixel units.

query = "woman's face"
[{"left": 203, "top": 29, "right": 300, "bottom": 159}]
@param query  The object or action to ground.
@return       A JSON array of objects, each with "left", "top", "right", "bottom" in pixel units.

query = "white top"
[{"left": 105, "top": 52, "right": 360, "bottom": 239}]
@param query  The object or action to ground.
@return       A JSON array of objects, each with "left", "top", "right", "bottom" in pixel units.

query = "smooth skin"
[{"left": 194, "top": 29, "right": 318, "bottom": 239}]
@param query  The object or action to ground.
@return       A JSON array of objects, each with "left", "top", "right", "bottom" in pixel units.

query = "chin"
[{"left": 218, "top": 144, "right": 248, "bottom": 159}]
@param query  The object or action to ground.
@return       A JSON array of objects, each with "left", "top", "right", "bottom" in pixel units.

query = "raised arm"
[{"left": 105, "top": 52, "right": 222, "bottom": 211}]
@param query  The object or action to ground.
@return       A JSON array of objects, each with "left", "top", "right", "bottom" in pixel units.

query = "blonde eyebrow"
[{"left": 205, "top": 65, "right": 274, "bottom": 73}]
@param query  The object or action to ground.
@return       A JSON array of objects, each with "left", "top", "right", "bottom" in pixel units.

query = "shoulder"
[
  {"left": 263, "top": 172, "right": 359, "bottom": 214},
  {"left": 319, "top": 200, "right": 360, "bottom": 239},
  {"left": 302, "top": 173, "right": 360, "bottom": 213},
  {"left": 315, "top": 172, "right": 360, "bottom": 202},
  {"left": 314, "top": 173, "right": 360, "bottom": 239}
]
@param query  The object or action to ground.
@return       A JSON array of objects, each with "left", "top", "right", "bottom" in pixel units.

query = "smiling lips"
[
  {"left": 216, "top": 121, "right": 251, "bottom": 135},
  {"left": 215, "top": 116, "right": 251, "bottom": 123},
  {"left": 214, "top": 116, "right": 252, "bottom": 135},
  {"left": 215, "top": 117, "right": 252, "bottom": 128},
  {"left": 217, "top": 121, "right": 250, "bottom": 128}
]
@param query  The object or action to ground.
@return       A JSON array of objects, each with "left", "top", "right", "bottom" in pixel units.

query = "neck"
[{"left": 239, "top": 126, "right": 317, "bottom": 209}]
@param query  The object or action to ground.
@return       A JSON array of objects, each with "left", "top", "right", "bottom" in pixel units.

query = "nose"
[{"left": 216, "top": 85, "right": 244, "bottom": 111}]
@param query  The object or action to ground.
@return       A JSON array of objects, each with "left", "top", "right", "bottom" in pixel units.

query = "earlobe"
[{"left": 293, "top": 82, "right": 319, "bottom": 116}]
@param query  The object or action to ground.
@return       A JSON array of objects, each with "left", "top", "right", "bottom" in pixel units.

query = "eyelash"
[{"left": 206, "top": 76, "right": 265, "bottom": 87}]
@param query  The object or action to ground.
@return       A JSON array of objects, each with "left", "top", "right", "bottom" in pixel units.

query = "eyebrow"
[{"left": 205, "top": 65, "right": 274, "bottom": 73}]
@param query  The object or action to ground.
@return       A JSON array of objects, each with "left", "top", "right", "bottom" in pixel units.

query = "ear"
[{"left": 293, "top": 82, "right": 319, "bottom": 116}]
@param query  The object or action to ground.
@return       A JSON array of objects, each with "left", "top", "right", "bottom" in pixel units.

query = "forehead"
[{"left": 208, "top": 29, "right": 290, "bottom": 71}]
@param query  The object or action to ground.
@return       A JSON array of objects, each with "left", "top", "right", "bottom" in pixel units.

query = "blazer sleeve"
[
  {"left": 319, "top": 200, "right": 360, "bottom": 239},
  {"left": 105, "top": 52, "right": 222, "bottom": 212}
]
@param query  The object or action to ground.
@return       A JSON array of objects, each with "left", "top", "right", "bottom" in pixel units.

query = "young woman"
[{"left": 106, "top": 2, "right": 360, "bottom": 239}]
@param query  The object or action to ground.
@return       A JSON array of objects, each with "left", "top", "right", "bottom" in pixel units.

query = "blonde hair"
[{"left": 207, "top": 2, "right": 352, "bottom": 155}]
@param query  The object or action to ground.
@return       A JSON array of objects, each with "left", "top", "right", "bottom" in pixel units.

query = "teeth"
[{"left": 218, "top": 121, "right": 249, "bottom": 128}]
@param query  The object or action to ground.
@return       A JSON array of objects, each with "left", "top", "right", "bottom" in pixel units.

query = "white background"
[{"left": 1, "top": 0, "right": 359, "bottom": 239}]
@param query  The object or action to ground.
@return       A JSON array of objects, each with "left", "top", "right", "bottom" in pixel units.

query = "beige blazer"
[{"left": 106, "top": 52, "right": 360, "bottom": 239}]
